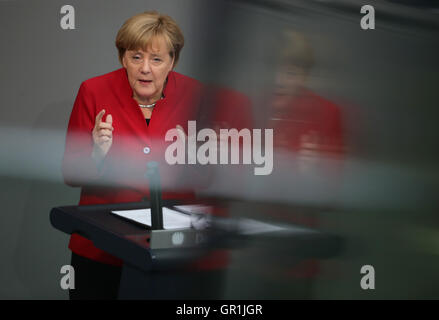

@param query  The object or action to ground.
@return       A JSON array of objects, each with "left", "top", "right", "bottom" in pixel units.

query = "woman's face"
[
  {"left": 275, "top": 65, "right": 307, "bottom": 97},
  {"left": 122, "top": 36, "right": 174, "bottom": 104}
]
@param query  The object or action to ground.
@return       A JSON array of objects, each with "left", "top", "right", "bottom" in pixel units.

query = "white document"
[{"left": 111, "top": 207, "right": 192, "bottom": 230}]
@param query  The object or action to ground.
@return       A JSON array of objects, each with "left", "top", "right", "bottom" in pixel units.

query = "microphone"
[{"left": 146, "top": 161, "right": 164, "bottom": 230}]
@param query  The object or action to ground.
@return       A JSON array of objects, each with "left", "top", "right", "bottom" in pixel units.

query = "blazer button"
[{"left": 143, "top": 146, "right": 151, "bottom": 154}]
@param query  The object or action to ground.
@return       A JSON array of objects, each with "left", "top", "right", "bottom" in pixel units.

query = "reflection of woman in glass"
[
  {"left": 268, "top": 31, "right": 345, "bottom": 292},
  {"left": 269, "top": 30, "right": 344, "bottom": 158}
]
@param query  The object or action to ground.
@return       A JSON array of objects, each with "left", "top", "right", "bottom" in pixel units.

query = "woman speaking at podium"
[{"left": 62, "top": 11, "right": 250, "bottom": 299}]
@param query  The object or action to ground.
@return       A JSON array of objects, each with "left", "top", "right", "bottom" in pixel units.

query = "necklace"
[
  {"left": 139, "top": 102, "right": 156, "bottom": 109},
  {"left": 137, "top": 92, "right": 165, "bottom": 109}
]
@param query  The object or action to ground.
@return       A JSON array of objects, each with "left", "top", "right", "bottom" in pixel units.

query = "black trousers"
[
  {"left": 69, "top": 253, "right": 122, "bottom": 300},
  {"left": 69, "top": 252, "right": 225, "bottom": 300}
]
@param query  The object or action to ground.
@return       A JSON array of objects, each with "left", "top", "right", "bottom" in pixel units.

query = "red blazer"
[
  {"left": 63, "top": 68, "right": 252, "bottom": 267},
  {"left": 63, "top": 68, "right": 206, "bottom": 265}
]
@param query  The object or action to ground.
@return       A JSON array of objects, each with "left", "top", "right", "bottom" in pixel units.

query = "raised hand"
[{"left": 91, "top": 109, "right": 114, "bottom": 164}]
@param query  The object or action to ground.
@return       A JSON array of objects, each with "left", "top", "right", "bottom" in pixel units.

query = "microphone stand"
[{"left": 146, "top": 161, "right": 164, "bottom": 230}]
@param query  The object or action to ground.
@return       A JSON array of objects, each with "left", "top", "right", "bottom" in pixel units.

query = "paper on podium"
[{"left": 111, "top": 207, "right": 192, "bottom": 230}]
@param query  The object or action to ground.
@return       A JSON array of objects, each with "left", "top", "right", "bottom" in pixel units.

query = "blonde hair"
[
  {"left": 115, "top": 11, "right": 184, "bottom": 66},
  {"left": 280, "top": 30, "right": 314, "bottom": 74}
]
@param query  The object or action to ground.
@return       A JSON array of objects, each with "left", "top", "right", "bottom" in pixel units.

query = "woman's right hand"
[{"left": 91, "top": 109, "right": 114, "bottom": 164}]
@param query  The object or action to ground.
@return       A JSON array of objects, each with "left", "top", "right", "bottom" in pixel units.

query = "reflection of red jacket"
[
  {"left": 270, "top": 89, "right": 344, "bottom": 155},
  {"left": 270, "top": 89, "right": 345, "bottom": 279},
  {"left": 63, "top": 68, "right": 252, "bottom": 267}
]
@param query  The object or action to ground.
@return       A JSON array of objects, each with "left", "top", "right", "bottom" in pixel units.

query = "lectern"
[{"left": 51, "top": 164, "right": 343, "bottom": 299}]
